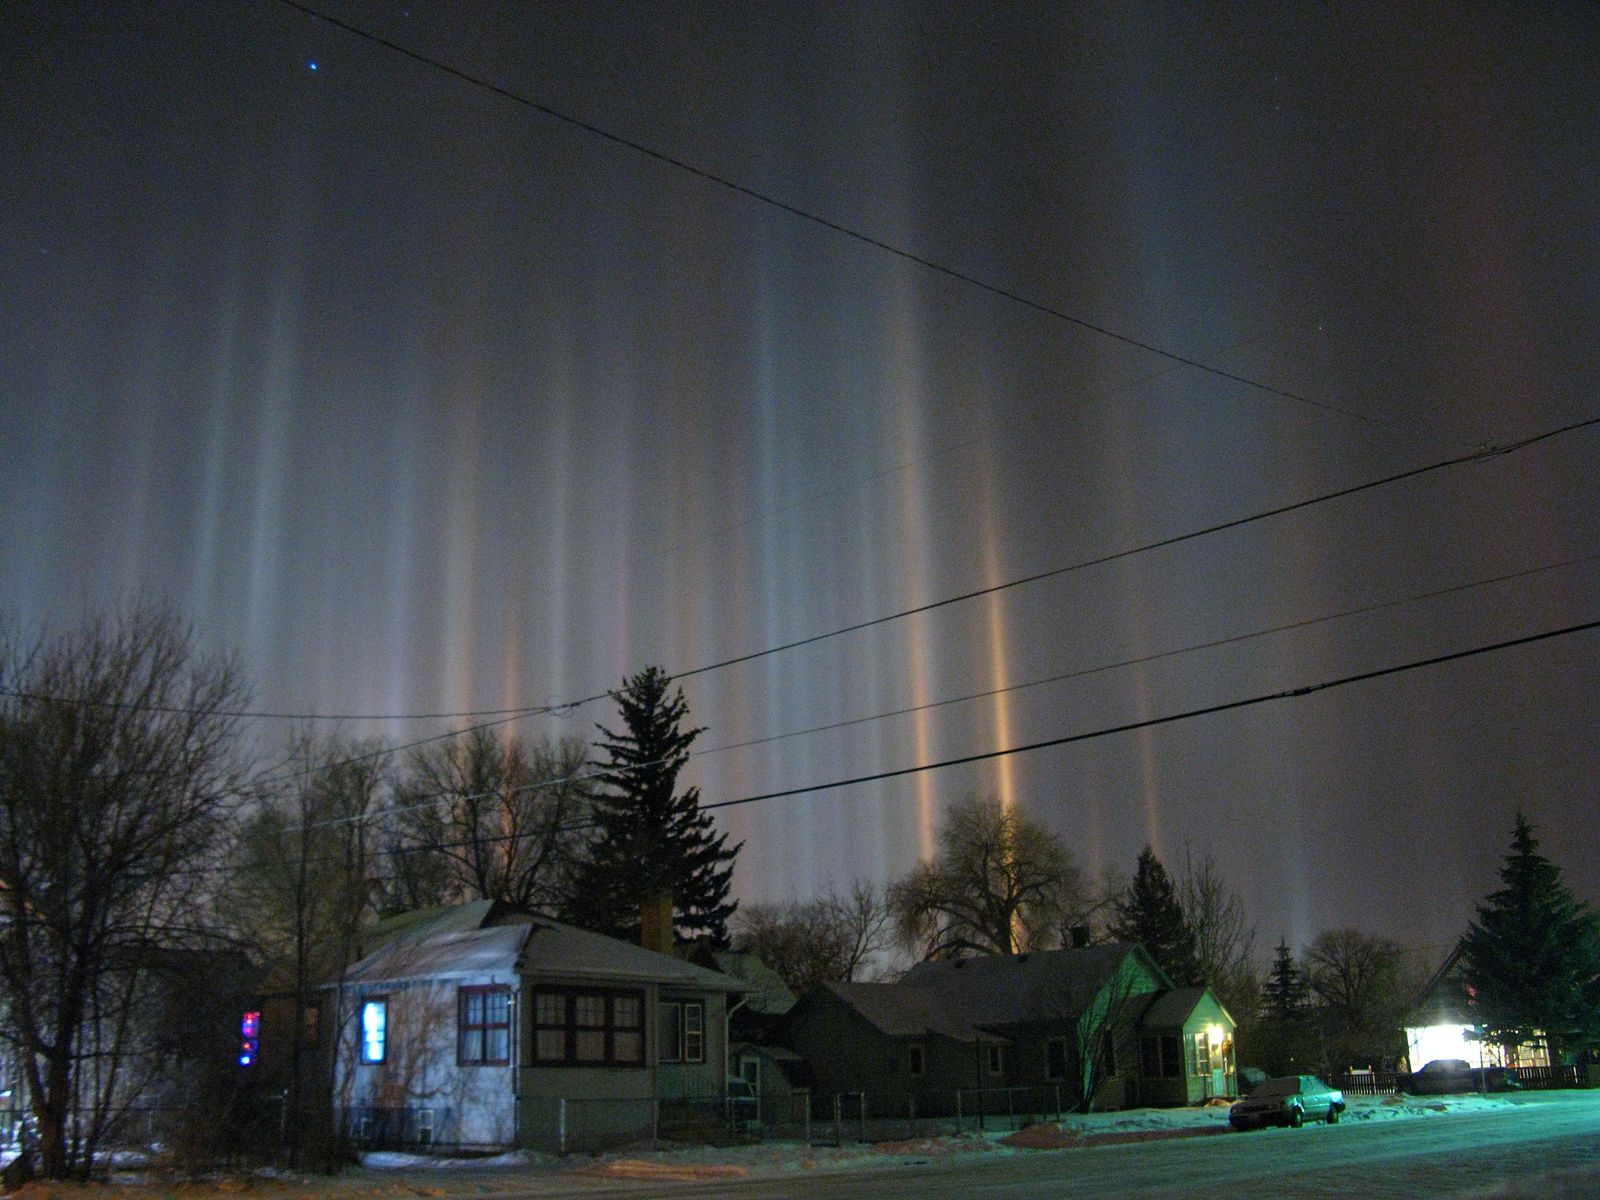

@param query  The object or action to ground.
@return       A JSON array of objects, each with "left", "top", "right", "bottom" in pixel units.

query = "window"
[
  {"left": 302, "top": 1003, "right": 320, "bottom": 1047},
  {"left": 1194, "top": 1030, "right": 1212, "bottom": 1075},
  {"left": 1046, "top": 1037, "right": 1068, "bottom": 1080},
  {"left": 360, "top": 999, "right": 386, "bottom": 1064},
  {"left": 459, "top": 986, "right": 512, "bottom": 1066},
  {"left": 907, "top": 1043, "right": 925, "bottom": 1077},
  {"left": 1140, "top": 1034, "right": 1183, "bottom": 1078},
  {"left": 531, "top": 989, "right": 643, "bottom": 1067},
  {"left": 415, "top": 1108, "right": 434, "bottom": 1146},
  {"left": 657, "top": 1000, "right": 705, "bottom": 1064},
  {"left": 986, "top": 1044, "right": 1005, "bottom": 1075}
]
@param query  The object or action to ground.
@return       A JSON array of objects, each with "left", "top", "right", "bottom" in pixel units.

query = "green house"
[{"left": 780, "top": 942, "right": 1236, "bottom": 1116}]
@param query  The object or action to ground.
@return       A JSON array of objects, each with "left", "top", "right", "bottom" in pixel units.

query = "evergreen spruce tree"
[
  {"left": 1110, "top": 846, "right": 1199, "bottom": 984},
  {"left": 1264, "top": 939, "right": 1310, "bottom": 1022},
  {"left": 563, "top": 667, "right": 741, "bottom": 947},
  {"left": 1463, "top": 811, "right": 1600, "bottom": 1061}
]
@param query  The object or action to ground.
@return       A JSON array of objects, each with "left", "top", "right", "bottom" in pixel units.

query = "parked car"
[
  {"left": 1229, "top": 1075, "right": 1346, "bottom": 1130},
  {"left": 1400, "top": 1058, "right": 1521, "bottom": 1094}
]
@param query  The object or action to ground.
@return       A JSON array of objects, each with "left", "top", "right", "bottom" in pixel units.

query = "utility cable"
[{"left": 274, "top": 0, "right": 1424, "bottom": 444}]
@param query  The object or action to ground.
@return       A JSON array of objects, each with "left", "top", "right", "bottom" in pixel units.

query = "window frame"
[
  {"left": 1193, "top": 1030, "right": 1212, "bottom": 1075},
  {"left": 359, "top": 997, "right": 387, "bottom": 1065},
  {"left": 907, "top": 1043, "right": 926, "bottom": 1077},
  {"left": 458, "top": 984, "right": 513, "bottom": 1067},
  {"left": 657, "top": 998, "right": 706, "bottom": 1065},
  {"left": 986, "top": 1044, "right": 1005, "bottom": 1076},
  {"left": 530, "top": 987, "right": 645, "bottom": 1068}
]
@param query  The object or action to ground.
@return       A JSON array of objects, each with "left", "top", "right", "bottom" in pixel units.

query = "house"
[
  {"left": 1403, "top": 944, "right": 1550, "bottom": 1070},
  {"left": 780, "top": 943, "right": 1236, "bottom": 1117},
  {"left": 326, "top": 900, "right": 749, "bottom": 1152}
]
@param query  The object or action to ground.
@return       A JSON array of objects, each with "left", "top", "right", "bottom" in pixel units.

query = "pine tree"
[
  {"left": 1463, "top": 811, "right": 1600, "bottom": 1060},
  {"left": 1110, "top": 845, "right": 1199, "bottom": 984},
  {"left": 563, "top": 667, "right": 741, "bottom": 947},
  {"left": 1264, "top": 939, "right": 1310, "bottom": 1022}
]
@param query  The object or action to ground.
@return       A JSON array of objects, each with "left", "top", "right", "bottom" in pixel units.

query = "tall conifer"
[
  {"left": 1111, "top": 845, "right": 1199, "bottom": 984},
  {"left": 1463, "top": 811, "right": 1600, "bottom": 1060},
  {"left": 563, "top": 667, "right": 740, "bottom": 947}
]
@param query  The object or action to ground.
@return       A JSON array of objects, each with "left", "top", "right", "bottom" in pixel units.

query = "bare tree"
[
  {"left": 0, "top": 604, "right": 248, "bottom": 1178},
  {"left": 889, "top": 794, "right": 1085, "bottom": 958},
  {"left": 733, "top": 880, "right": 894, "bottom": 996},
  {"left": 1305, "top": 928, "right": 1411, "bottom": 1070},
  {"left": 385, "top": 729, "right": 588, "bottom": 912},
  {"left": 226, "top": 733, "right": 386, "bottom": 1166},
  {"left": 1178, "top": 845, "right": 1257, "bottom": 1017}
]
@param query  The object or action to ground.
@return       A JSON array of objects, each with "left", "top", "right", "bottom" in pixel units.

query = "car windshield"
[{"left": 1257, "top": 1078, "right": 1301, "bottom": 1097}]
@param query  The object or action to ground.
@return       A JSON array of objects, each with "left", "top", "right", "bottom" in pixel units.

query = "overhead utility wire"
[
  {"left": 275, "top": 0, "right": 1420, "bottom": 443},
  {"left": 178, "top": 612, "right": 1598, "bottom": 879},
  {"left": 699, "top": 616, "right": 1600, "bottom": 813},
  {"left": 281, "top": 547, "right": 1600, "bottom": 833},
  {"left": 693, "top": 548, "right": 1600, "bottom": 759},
  {"left": 23, "top": 412, "right": 1597, "bottom": 786},
  {"left": 21, "top": 413, "right": 1596, "bottom": 738},
  {"left": 670, "top": 416, "right": 1600, "bottom": 683}
]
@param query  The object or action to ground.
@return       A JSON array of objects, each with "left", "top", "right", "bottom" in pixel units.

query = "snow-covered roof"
[
  {"left": 1135, "top": 985, "right": 1223, "bottom": 1030},
  {"left": 335, "top": 902, "right": 747, "bottom": 994},
  {"left": 520, "top": 920, "right": 748, "bottom": 993}
]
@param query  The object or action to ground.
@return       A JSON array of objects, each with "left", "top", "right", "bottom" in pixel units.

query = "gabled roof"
[
  {"left": 900, "top": 942, "right": 1169, "bottom": 1027},
  {"left": 819, "top": 981, "right": 999, "bottom": 1044},
  {"left": 1406, "top": 943, "right": 1471, "bottom": 1025},
  {"left": 1134, "top": 985, "right": 1232, "bottom": 1030},
  {"left": 704, "top": 949, "right": 798, "bottom": 1015},
  {"left": 337, "top": 902, "right": 747, "bottom": 994}
]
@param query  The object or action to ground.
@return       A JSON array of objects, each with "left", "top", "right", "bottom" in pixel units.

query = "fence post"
[
  {"left": 651, "top": 1098, "right": 659, "bottom": 1142},
  {"left": 955, "top": 1089, "right": 962, "bottom": 1137},
  {"left": 857, "top": 1093, "right": 866, "bottom": 1143},
  {"left": 557, "top": 1098, "right": 567, "bottom": 1157},
  {"left": 1007, "top": 1086, "right": 1015, "bottom": 1129},
  {"left": 908, "top": 1095, "right": 916, "bottom": 1140},
  {"left": 1054, "top": 1086, "right": 1061, "bottom": 1123},
  {"left": 833, "top": 1094, "right": 842, "bottom": 1146}
]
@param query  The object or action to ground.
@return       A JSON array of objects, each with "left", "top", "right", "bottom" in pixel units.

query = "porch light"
[{"left": 1207, "top": 1024, "right": 1225, "bottom": 1047}]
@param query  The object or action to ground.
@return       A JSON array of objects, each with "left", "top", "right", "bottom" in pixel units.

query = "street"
[{"left": 536, "top": 1092, "right": 1600, "bottom": 1199}]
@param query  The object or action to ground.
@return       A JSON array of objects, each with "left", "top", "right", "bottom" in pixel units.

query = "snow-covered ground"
[{"left": 352, "top": 1091, "right": 1530, "bottom": 1184}]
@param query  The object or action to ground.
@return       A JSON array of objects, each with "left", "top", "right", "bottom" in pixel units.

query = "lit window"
[{"left": 360, "top": 999, "right": 387, "bottom": 1064}]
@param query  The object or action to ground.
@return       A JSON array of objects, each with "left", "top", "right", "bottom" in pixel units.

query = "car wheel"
[
  {"left": 1326, "top": 1105, "right": 1340, "bottom": 1125},
  {"left": 1289, "top": 1105, "right": 1303, "bottom": 1128}
]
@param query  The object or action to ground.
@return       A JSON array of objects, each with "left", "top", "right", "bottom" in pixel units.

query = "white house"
[{"left": 328, "top": 901, "right": 748, "bottom": 1152}]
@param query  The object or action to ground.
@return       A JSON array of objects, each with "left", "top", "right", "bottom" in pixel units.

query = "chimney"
[
  {"left": 640, "top": 891, "right": 674, "bottom": 957},
  {"left": 1070, "top": 925, "right": 1092, "bottom": 949}
]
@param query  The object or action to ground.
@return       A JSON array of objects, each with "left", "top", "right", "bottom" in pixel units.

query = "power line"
[
  {"left": 692, "top": 549, "right": 1600, "bottom": 760},
  {"left": 177, "top": 610, "right": 1598, "bottom": 880},
  {"left": 11, "top": 414, "right": 1596, "bottom": 770},
  {"left": 699, "top": 616, "right": 1600, "bottom": 813},
  {"left": 273, "top": 0, "right": 1433, "bottom": 446}
]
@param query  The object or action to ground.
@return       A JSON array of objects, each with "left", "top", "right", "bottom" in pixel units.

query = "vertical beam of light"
[
  {"left": 751, "top": 242, "right": 818, "bottom": 901},
  {"left": 977, "top": 444, "right": 1017, "bottom": 814},
  {"left": 439, "top": 385, "right": 483, "bottom": 717},
  {"left": 886, "top": 271, "right": 938, "bottom": 861}
]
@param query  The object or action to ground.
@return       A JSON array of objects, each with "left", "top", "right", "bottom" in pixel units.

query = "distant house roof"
[
  {"left": 820, "top": 980, "right": 998, "bottom": 1044},
  {"left": 901, "top": 942, "right": 1169, "bottom": 1027},
  {"left": 704, "top": 950, "right": 798, "bottom": 1015},
  {"left": 1406, "top": 943, "right": 1471, "bottom": 1026},
  {"left": 1134, "top": 985, "right": 1231, "bottom": 1030},
  {"left": 338, "top": 902, "right": 748, "bottom": 994},
  {"left": 802, "top": 944, "right": 1230, "bottom": 1047}
]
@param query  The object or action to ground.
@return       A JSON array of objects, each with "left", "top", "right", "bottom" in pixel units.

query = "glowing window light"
[{"left": 361, "top": 1000, "right": 387, "bottom": 1063}]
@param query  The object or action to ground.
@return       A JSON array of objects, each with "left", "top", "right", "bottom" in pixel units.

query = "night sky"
[{"left": 4, "top": 1, "right": 1597, "bottom": 957}]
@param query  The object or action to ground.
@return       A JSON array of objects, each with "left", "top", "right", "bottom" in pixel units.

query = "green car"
[{"left": 1229, "top": 1075, "right": 1346, "bottom": 1130}]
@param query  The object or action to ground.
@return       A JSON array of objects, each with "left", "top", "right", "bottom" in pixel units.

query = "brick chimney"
[{"left": 640, "top": 891, "right": 674, "bottom": 957}]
